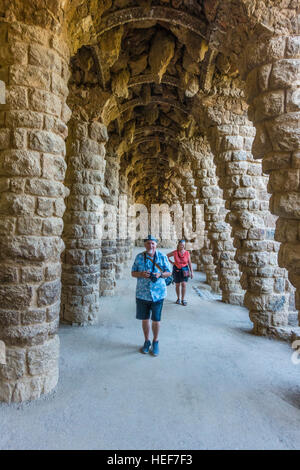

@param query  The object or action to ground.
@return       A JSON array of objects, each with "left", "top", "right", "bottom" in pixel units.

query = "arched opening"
[{"left": 0, "top": 0, "right": 299, "bottom": 411}]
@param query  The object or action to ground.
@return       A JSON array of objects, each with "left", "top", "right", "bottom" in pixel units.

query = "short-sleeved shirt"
[
  {"left": 173, "top": 250, "right": 190, "bottom": 269},
  {"left": 131, "top": 251, "right": 171, "bottom": 302}
]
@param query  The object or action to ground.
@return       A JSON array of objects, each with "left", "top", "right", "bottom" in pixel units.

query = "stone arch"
[{"left": 96, "top": 7, "right": 207, "bottom": 39}]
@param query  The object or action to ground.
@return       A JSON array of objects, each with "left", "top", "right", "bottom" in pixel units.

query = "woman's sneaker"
[
  {"left": 151, "top": 340, "right": 159, "bottom": 356},
  {"left": 141, "top": 340, "right": 151, "bottom": 354}
]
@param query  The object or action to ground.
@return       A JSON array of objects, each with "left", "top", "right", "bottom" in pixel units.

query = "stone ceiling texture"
[
  {"left": 52, "top": 0, "right": 296, "bottom": 205},
  {"left": 64, "top": 1, "right": 223, "bottom": 205}
]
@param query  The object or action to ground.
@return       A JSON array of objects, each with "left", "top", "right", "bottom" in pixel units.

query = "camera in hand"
[{"left": 150, "top": 273, "right": 158, "bottom": 283}]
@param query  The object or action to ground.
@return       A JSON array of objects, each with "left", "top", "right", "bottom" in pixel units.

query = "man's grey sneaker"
[
  {"left": 141, "top": 340, "right": 151, "bottom": 354},
  {"left": 151, "top": 340, "right": 159, "bottom": 356}
]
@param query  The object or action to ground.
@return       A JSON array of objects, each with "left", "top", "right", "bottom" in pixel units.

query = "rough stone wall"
[
  {"left": 61, "top": 118, "right": 108, "bottom": 324},
  {"left": 0, "top": 18, "right": 70, "bottom": 402},
  {"left": 240, "top": 33, "right": 300, "bottom": 334}
]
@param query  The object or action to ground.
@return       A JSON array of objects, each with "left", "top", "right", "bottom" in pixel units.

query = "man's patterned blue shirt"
[{"left": 131, "top": 251, "right": 171, "bottom": 302}]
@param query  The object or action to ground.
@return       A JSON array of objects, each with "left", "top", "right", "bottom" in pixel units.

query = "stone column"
[
  {"left": 125, "top": 192, "right": 135, "bottom": 264},
  {"left": 242, "top": 34, "right": 300, "bottom": 330},
  {"left": 99, "top": 150, "right": 119, "bottom": 296},
  {"left": 194, "top": 147, "right": 244, "bottom": 304},
  {"left": 115, "top": 172, "right": 128, "bottom": 279},
  {"left": 199, "top": 233, "right": 219, "bottom": 290},
  {"left": 62, "top": 119, "right": 108, "bottom": 324},
  {"left": 207, "top": 106, "right": 289, "bottom": 335},
  {"left": 0, "top": 20, "right": 70, "bottom": 402}
]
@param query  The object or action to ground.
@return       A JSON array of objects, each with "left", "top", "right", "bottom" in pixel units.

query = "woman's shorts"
[
  {"left": 136, "top": 298, "right": 164, "bottom": 322},
  {"left": 173, "top": 265, "right": 189, "bottom": 284}
]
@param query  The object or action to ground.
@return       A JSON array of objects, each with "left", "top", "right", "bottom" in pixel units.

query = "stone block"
[
  {"left": 0, "top": 129, "right": 10, "bottom": 149},
  {"left": 42, "top": 154, "right": 66, "bottom": 181},
  {"left": 0, "top": 347, "right": 26, "bottom": 381},
  {"left": 246, "top": 37, "right": 286, "bottom": 71},
  {"left": 5, "top": 85, "right": 28, "bottom": 109},
  {"left": 262, "top": 152, "right": 291, "bottom": 173},
  {"left": 270, "top": 59, "right": 300, "bottom": 89},
  {"left": 37, "top": 280, "right": 61, "bottom": 307},
  {"left": 0, "top": 42, "right": 28, "bottom": 65},
  {"left": 285, "top": 36, "right": 300, "bottom": 59},
  {"left": 0, "top": 310, "right": 20, "bottom": 327},
  {"left": 0, "top": 285, "right": 33, "bottom": 310},
  {"left": 2, "top": 149, "right": 41, "bottom": 177},
  {"left": 6, "top": 110, "right": 43, "bottom": 129},
  {"left": 22, "top": 308, "right": 47, "bottom": 325},
  {"left": 29, "top": 44, "right": 61, "bottom": 74},
  {"left": 42, "top": 217, "right": 64, "bottom": 236},
  {"left": 37, "top": 197, "right": 54, "bottom": 217},
  {"left": 53, "top": 198, "right": 65, "bottom": 217},
  {"left": 10, "top": 64, "right": 50, "bottom": 90},
  {"left": 29, "top": 130, "right": 65, "bottom": 155},
  {"left": 12, "top": 128, "right": 27, "bottom": 149},
  {"left": 268, "top": 169, "right": 300, "bottom": 193},
  {"left": 29, "top": 89, "right": 62, "bottom": 116},
  {"left": 286, "top": 88, "right": 300, "bottom": 113},
  {"left": 0, "top": 193, "right": 35, "bottom": 216},
  {"left": 257, "top": 63, "right": 272, "bottom": 93},
  {"left": 51, "top": 71, "right": 69, "bottom": 98},
  {"left": 17, "top": 216, "right": 42, "bottom": 235},
  {"left": 254, "top": 90, "right": 285, "bottom": 120},
  {"left": 89, "top": 122, "right": 109, "bottom": 142},
  {"left": 25, "top": 179, "right": 65, "bottom": 198},
  {"left": 27, "top": 336, "right": 59, "bottom": 376},
  {"left": 20, "top": 266, "right": 43, "bottom": 283},
  {"left": 252, "top": 124, "right": 273, "bottom": 158}
]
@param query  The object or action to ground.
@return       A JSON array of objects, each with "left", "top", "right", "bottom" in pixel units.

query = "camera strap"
[
  {"left": 144, "top": 251, "right": 159, "bottom": 273},
  {"left": 144, "top": 252, "right": 162, "bottom": 274}
]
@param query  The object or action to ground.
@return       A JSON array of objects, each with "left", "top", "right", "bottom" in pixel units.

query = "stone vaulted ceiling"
[{"left": 66, "top": 0, "right": 221, "bottom": 206}]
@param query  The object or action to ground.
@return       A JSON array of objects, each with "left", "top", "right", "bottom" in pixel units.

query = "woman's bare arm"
[{"left": 167, "top": 251, "right": 175, "bottom": 264}]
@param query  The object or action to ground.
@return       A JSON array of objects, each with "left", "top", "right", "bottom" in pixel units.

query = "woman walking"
[{"left": 167, "top": 240, "right": 193, "bottom": 306}]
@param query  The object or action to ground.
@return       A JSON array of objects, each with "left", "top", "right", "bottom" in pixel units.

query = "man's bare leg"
[
  {"left": 152, "top": 321, "right": 160, "bottom": 342},
  {"left": 142, "top": 319, "right": 150, "bottom": 341}
]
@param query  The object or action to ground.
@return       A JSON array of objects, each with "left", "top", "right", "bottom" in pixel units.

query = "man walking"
[{"left": 131, "top": 235, "right": 172, "bottom": 356}]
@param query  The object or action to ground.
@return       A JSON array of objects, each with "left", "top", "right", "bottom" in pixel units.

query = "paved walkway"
[{"left": 1, "top": 248, "right": 300, "bottom": 450}]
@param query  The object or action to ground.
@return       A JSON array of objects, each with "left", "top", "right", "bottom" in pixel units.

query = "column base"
[
  {"left": 61, "top": 305, "right": 100, "bottom": 326},
  {"left": 0, "top": 337, "right": 59, "bottom": 403},
  {"left": 251, "top": 324, "right": 300, "bottom": 343},
  {"left": 222, "top": 292, "right": 245, "bottom": 306}
]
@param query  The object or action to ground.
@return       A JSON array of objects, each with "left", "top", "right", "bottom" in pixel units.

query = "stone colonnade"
[{"left": 0, "top": 7, "right": 299, "bottom": 405}]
